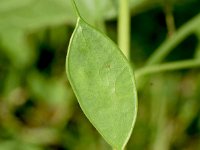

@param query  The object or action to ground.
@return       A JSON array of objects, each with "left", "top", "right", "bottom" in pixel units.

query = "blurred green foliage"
[{"left": 0, "top": 0, "right": 200, "bottom": 150}]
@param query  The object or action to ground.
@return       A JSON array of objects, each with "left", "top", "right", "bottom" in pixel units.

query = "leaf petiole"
[{"left": 71, "top": 0, "right": 82, "bottom": 18}]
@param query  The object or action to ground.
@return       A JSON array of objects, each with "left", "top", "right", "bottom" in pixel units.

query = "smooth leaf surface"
[{"left": 66, "top": 18, "right": 137, "bottom": 149}]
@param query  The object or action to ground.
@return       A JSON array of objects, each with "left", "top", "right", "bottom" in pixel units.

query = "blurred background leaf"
[{"left": 0, "top": 0, "right": 200, "bottom": 149}]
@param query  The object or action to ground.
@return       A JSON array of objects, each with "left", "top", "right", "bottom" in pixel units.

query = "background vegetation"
[{"left": 0, "top": 0, "right": 200, "bottom": 149}]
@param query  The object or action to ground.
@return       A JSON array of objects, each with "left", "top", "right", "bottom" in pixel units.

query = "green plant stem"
[
  {"left": 164, "top": 0, "right": 176, "bottom": 37},
  {"left": 135, "top": 59, "right": 200, "bottom": 79},
  {"left": 71, "top": 0, "right": 81, "bottom": 18},
  {"left": 118, "top": 0, "right": 130, "bottom": 59},
  {"left": 194, "top": 31, "right": 200, "bottom": 58},
  {"left": 146, "top": 14, "right": 200, "bottom": 65}
]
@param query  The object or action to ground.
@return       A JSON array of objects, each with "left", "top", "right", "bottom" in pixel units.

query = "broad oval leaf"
[{"left": 66, "top": 18, "right": 137, "bottom": 150}]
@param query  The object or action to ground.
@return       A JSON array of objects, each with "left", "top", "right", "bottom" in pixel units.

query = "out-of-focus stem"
[
  {"left": 118, "top": 0, "right": 130, "bottom": 60},
  {"left": 164, "top": 0, "right": 176, "bottom": 37},
  {"left": 135, "top": 59, "right": 200, "bottom": 80},
  {"left": 146, "top": 14, "right": 200, "bottom": 65}
]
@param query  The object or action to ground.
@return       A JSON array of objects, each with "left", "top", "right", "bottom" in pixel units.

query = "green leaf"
[{"left": 66, "top": 18, "right": 137, "bottom": 150}]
